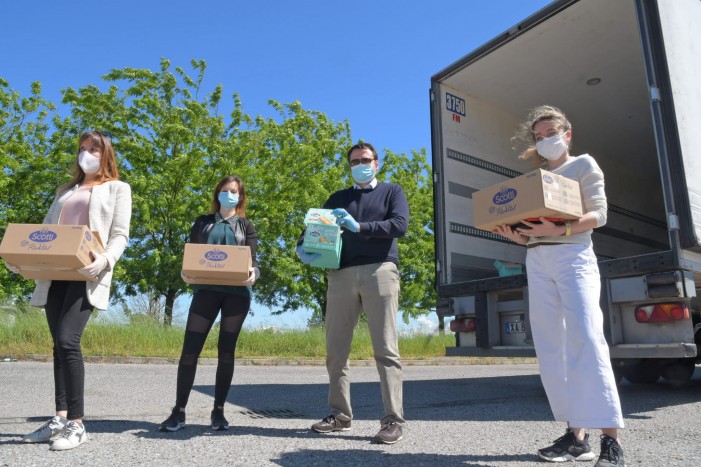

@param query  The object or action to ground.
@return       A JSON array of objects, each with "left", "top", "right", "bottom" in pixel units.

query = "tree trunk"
[{"left": 164, "top": 288, "right": 177, "bottom": 326}]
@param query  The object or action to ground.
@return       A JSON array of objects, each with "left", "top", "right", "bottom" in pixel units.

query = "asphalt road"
[{"left": 1, "top": 361, "right": 700, "bottom": 466}]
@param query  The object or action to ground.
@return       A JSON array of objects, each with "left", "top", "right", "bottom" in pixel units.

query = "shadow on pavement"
[{"left": 271, "top": 448, "right": 536, "bottom": 467}]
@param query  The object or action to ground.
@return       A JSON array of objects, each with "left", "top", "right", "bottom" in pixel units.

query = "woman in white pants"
[{"left": 494, "top": 106, "right": 625, "bottom": 467}]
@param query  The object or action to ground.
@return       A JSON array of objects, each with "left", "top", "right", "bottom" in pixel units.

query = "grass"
[{"left": 0, "top": 309, "right": 456, "bottom": 360}]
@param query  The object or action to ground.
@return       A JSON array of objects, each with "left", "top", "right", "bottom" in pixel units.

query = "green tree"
[
  {"left": 230, "top": 100, "right": 352, "bottom": 319},
  {"left": 380, "top": 148, "right": 435, "bottom": 320},
  {"left": 0, "top": 60, "right": 436, "bottom": 327},
  {"left": 58, "top": 59, "right": 232, "bottom": 325},
  {"left": 0, "top": 79, "right": 65, "bottom": 302}
]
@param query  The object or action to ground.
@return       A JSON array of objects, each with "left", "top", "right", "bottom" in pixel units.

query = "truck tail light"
[
  {"left": 450, "top": 318, "right": 475, "bottom": 332},
  {"left": 634, "top": 303, "right": 689, "bottom": 323}
]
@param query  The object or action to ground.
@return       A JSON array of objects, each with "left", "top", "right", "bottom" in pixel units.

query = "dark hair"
[
  {"left": 58, "top": 131, "right": 119, "bottom": 194},
  {"left": 346, "top": 142, "right": 378, "bottom": 162},
  {"left": 209, "top": 175, "right": 247, "bottom": 217}
]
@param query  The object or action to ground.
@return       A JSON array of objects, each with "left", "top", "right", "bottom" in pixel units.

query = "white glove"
[
  {"left": 5, "top": 263, "right": 20, "bottom": 274},
  {"left": 181, "top": 270, "right": 194, "bottom": 284},
  {"left": 77, "top": 251, "right": 109, "bottom": 278},
  {"left": 241, "top": 267, "right": 259, "bottom": 286}
]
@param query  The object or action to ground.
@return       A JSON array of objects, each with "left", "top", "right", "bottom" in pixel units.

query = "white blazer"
[{"left": 30, "top": 180, "right": 132, "bottom": 310}]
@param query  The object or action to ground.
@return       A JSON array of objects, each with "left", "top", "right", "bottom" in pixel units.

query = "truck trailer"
[{"left": 430, "top": 0, "right": 701, "bottom": 386}]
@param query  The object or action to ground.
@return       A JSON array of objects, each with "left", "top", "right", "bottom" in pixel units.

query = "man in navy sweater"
[{"left": 297, "top": 142, "right": 409, "bottom": 444}]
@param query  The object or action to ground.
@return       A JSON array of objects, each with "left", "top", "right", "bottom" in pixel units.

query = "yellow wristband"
[{"left": 564, "top": 221, "right": 572, "bottom": 236}]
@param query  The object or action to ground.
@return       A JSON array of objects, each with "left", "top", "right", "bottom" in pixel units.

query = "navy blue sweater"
[{"left": 322, "top": 182, "right": 409, "bottom": 269}]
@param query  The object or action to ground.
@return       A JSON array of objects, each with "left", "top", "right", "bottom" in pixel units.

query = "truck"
[{"left": 430, "top": 0, "right": 701, "bottom": 386}]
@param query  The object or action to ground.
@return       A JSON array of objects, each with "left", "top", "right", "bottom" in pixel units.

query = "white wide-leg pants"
[{"left": 526, "top": 241, "right": 624, "bottom": 429}]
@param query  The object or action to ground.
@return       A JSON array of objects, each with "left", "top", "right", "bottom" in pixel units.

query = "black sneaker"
[
  {"left": 160, "top": 407, "right": 186, "bottom": 432},
  {"left": 211, "top": 406, "right": 229, "bottom": 431},
  {"left": 595, "top": 435, "right": 626, "bottom": 467},
  {"left": 537, "top": 429, "right": 596, "bottom": 462},
  {"left": 311, "top": 415, "right": 352, "bottom": 433}
]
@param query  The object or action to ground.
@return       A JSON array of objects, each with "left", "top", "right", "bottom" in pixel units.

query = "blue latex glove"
[
  {"left": 296, "top": 245, "right": 321, "bottom": 264},
  {"left": 331, "top": 208, "right": 360, "bottom": 233}
]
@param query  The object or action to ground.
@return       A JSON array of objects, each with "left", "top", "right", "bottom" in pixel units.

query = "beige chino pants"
[{"left": 325, "top": 262, "right": 404, "bottom": 425}]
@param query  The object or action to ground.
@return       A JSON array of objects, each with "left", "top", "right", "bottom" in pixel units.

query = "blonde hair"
[{"left": 512, "top": 105, "right": 572, "bottom": 165}]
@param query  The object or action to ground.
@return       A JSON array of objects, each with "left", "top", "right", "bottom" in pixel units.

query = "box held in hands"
[
  {"left": 472, "top": 169, "right": 583, "bottom": 232},
  {"left": 303, "top": 208, "right": 342, "bottom": 269},
  {"left": 182, "top": 243, "right": 251, "bottom": 286},
  {"left": 0, "top": 223, "right": 105, "bottom": 282}
]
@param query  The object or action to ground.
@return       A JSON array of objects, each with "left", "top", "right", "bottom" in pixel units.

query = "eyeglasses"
[
  {"left": 349, "top": 157, "right": 375, "bottom": 167},
  {"left": 95, "top": 130, "right": 112, "bottom": 139}
]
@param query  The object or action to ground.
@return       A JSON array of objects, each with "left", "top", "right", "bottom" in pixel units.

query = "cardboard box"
[
  {"left": 182, "top": 243, "right": 251, "bottom": 286},
  {"left": 0, "top": 223, "right": 105, "bottom": 282},
  {"left": 472, "top": 169, "right": 583, "bottom": 232},
  {"left": 302, "top": 208, "right": 342, "bottom": 269}
]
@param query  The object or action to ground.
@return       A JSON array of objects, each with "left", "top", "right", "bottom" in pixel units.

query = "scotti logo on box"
[
  {"left": 84, "top": 231, "right": 92, "bottom": 241},
  {"left": 492, "top": 187, "right": 517, "bottom": 205},
  {"left": 310, "top": 231, "right": 320, "bottom": 237},
  {"left": 28, "top": 229, "right": 58, "bottom": 242},
  {"left": 204, "top": 250, "right": 228, "bottom": 261},
  {"left": 542, "top": 174, "right": 554, "bottom": 184}
]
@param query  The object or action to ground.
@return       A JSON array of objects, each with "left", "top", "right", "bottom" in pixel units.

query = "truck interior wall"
[
  {"left": 435, "top": 0, "right": 674, "bottom": 287},
  {"left": 656, "top": 0, "right": 701, "bottom": 250}
]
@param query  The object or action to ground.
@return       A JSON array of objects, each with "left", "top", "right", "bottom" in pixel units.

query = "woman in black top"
[{"left": 160, "top": 175, "right": 259, "bottom": 432}]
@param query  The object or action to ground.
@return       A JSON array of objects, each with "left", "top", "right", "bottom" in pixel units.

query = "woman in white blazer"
[{"left": 15, "top": 131, "right": 131, "bottom": 451}]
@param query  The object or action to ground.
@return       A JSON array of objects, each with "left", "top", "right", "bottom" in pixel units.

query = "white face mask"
[
  {"left": 78, "top": 150, "right": 101, "bottom": 174},
  {"left": 535, "top": 133, "right": 568, "bottom": 161}
]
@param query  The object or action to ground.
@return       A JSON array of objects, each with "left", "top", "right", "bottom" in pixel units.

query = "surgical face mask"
[
  {"left": 535, "top": 133, "right": 569, "bottom": 161},
  {"left": 218, "top": 191, "right": 239, "bottom": 209},
  {"left": 351, "top": 163, "right": 376, "bottom": 184},
  {"left": 78, "top": 151, "right": 101, "bottom": 174}
]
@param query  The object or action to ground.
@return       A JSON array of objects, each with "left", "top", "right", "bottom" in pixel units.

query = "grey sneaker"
[
  {"left": 49, "top": 421, "right": 87, "bottom": 451},
  {"left": 374, "top": 421, "right": 403, "bottom": 445},
  {"left": 595, "top": 435, "right": 626, "bottom": 467},
  {"left": 21, "top": 416, "right": 65, "bottom": 443},
  {"left": 537, "top": 429, "right": 596, "bottom": 462},
  {"left": 311, "top": 415, "right": 352, "bottom": 433}
]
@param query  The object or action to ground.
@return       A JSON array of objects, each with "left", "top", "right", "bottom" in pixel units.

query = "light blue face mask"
[
  {"left": 218, "top": 192, "right": 239, "bottom": 209},
  {"left": 351, "top": 163, "right": 376, "bottom": 184}
]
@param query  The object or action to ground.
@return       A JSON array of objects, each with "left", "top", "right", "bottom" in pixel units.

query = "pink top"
[{"left": 59, "top": 185, "right": 92, "bottom": 226}]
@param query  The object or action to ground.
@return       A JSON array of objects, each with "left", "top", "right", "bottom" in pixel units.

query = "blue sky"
[{"left": 2, "top": 0, "right": 552, "bottom": 329}]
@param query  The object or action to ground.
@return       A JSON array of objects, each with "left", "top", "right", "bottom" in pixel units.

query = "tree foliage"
[{"left": 0, "top": 60, "right": 435, "bottom": 325}]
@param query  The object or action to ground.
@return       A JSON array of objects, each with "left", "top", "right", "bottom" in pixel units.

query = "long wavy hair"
[{"left": 512, "top": 105, "right": 572, "bottom": 166}]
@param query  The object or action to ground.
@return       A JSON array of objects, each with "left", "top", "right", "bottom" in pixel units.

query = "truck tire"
[
  {"left": 660, "top": 359, "right": 696, "bottom": 388},
  {"left": 624, "top": 363, "right": 660, "bottom": 384}
]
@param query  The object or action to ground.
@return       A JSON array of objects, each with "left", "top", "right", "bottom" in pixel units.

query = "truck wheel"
[
  {"left": 624, "top": 363, "right": 660, "bottom": 384},
  {"left": 661, "top": 359, "right": 696, "bottom": 388}
]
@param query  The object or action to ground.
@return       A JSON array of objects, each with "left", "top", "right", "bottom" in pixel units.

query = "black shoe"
[
  {"left": 211, "top": 406, "right": 229, "bottom": 431},
  {"left": 160, "top": 407, "right": 186, "bottom": 432},
  {"left": 537, "top": 429, "right": 595, "bottom": 462},
  {"left": 311, "top": 415, "right": 352, "bottom": 433},
  {"left": 595, "top": 435, "right": 626, "bottom": 467},
  {"left": 374, "top": 421, "right": 403, "bottom": 445}
]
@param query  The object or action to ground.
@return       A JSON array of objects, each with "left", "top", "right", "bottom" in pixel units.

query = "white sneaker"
[
  {"left": 49, "top": 421, "right": 87, "bottom": 451},
  {"left": 22, "top": 416, "right": 65, "bottom": 443}
]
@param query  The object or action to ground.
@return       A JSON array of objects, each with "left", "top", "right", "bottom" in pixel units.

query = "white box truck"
[{"left": 431, "top": 0, "right": 701, "bottom": 386}]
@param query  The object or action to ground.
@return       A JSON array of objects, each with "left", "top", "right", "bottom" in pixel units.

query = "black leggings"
[
  {"left": 175, "top": 290, "right": 250, "bottom": 409},
  {"left": 44, "top": 281, "right": 94, "bottom": 420}
]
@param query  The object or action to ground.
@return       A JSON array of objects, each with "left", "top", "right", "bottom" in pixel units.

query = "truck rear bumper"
[
  {"left": 445, "top": 343, "right": 697, "bottom": 359},
  {"left": 609, "top": 343, "right": 697, "bottom": 359}
]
